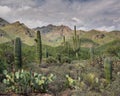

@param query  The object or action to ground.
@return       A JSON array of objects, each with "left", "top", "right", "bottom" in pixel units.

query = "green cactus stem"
[
  {"left": 104, "top": 57, "right": 112, "bottom": 83},
  {"left": 14, "top": 37, "right": 22, "bottom": 70},
  {"left": 36, "top": 31, "right": 42, "bottom": 65}
]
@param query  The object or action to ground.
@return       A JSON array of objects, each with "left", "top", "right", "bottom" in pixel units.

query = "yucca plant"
[
  {"left": 14, "top": 37, "right": 22, "bottom": 70},
  {"left": 104, "top": 57, "right": 112, "bottom": 83},
  {"left": 35, "top": 31, "right": 42, "bottom": 65}
]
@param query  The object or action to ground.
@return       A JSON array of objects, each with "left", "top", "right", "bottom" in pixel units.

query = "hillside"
[
  {"left": 0, "top": 18, "right": 9, "bottom": 27},
  {"left": 81, "top": 29, "right": 120, "bottom": 45},
  {"left": 0, "top": 29, "right": 11, "bottom": 43},
  {"left": 0, "top": 21, "right": 35, "bottom": 45}
]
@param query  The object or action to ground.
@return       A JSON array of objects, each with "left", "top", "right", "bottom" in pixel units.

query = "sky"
[{"left": 0, "top": 0, "right": 120, "bottom": 31}]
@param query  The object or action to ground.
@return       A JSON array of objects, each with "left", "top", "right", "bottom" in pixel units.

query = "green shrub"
[
  {"left": 105, "top": 45, "right": 120, "bottom": 58},
  {"left": 46, "top": 57, "right": 57, "bottom": 64},
  {"left": 62, "top": 56, "right": 72, "bottom": 64},
  {"left": 0, "top": 59, "right": 7, "bottom": 74}
]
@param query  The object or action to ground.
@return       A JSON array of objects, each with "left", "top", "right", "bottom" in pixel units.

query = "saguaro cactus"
[
  {"left": 63, "top": 35, "right": 66, "bottom": 45},
  {"left": 72, "top": 26, "right": 80, "bottom": 59},
  {"left": 14, "top": 37, "right": 22, "bottom": 70},
  {"left": 45, "top": 48, "right": 49, "bottom": 58},
  {"left": 36, "top": 31, "right": 42, "bottom": 65},
  {"left": 104, "top": 57, "right": 112, "bottom": 83},
  {"left": 89, "top": 46, "right": 94, "bottom": 63}
]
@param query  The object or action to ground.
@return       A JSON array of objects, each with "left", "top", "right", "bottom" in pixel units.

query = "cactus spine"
[
  {"left": 14, "top": 37, "right": 22, "bottom": 70},
  {"left": 36, "top": 31, "right": 42, "bottom": 65},
  {"left": 104, "top": 57, "right": 112, "bottom": 83}
]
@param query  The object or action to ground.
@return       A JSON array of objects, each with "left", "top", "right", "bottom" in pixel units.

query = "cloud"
[
  {"left": 72, "top": 17, "right": 80, "bottom": 23},
  {"left": 0, "top": 6, "right": 11, "bottom": 16},
  {"left": 0, "top": 0, "right": 120, "bottom": 31},
  {"left": 96, "top": 26, "right": 116, "bottom": 31}
]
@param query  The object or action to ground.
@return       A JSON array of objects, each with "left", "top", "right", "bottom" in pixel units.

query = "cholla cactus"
[
  {"left": 14, "top": 37, "right": 22, "bottom": 70},
  {"left": 104, "top": 57, "right": 112, "bottom": 83}
]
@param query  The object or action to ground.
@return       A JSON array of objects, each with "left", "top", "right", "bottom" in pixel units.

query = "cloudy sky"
[{"left": 0, "top": 0, "right": 120, "bottom": 31}]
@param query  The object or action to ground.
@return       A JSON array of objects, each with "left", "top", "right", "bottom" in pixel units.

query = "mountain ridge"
[{"left": 0, "top": 18, "right": 120, "bottom": 46}]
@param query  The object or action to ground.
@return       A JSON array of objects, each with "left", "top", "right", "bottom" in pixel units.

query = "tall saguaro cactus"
[
  {"left": 36, "top": 31, "right": 42, "bottom": 65},
  {"left": 63, "top": 35, "right": 66, "bottom": 45},
  {"left": 45, "top": 48, "right": 49, "bottom": 58},
  {"left": 104, "top": 57, "right": 112, "bottom": 83},
  {"left": 89, "top": 46, "right": 94, "bottom": 63},
  {"left": 72, "top": 25, "right": 80, "bottom": 59},
  {"left": 14, "top": 37, "right": 22, "bottom": 70}
]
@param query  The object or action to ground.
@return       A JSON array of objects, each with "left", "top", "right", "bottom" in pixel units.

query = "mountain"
[
  {"left": 0, "top": 18, "right": 120, "bottom": 46},
  {"left": 0, "top": 18, "right": 9, "bottom": 27},
  {"left": 34, "top": 24, "right": 72, "bottom": 35},
  {"left": 0, "top": 21, "right": 35, "bottom": 45},
  {"left": 34, "top": 24, "right": 73, "bottom": 46}
]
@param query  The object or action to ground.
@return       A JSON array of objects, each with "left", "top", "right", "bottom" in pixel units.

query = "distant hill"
[{"left": 0, "top": 18, "right": 9, "bottom": 27}]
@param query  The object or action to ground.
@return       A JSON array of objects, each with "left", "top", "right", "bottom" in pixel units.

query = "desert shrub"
[
  {"left": 62, "top": 56, "right": 72, "bottom": 64},
  {"left": 0, "top": 83, "right": 6, "bottom": 93},
  {"left": 22, "top": 44, "right": 36, "bottom": 64},
  {"left": 83, "top": 73, "right": 99, "bottom": 89},
  {"left": 0, "top": 59, "right": 7, "bottom": 74},
  {"left": 46, "top": 57, "right": 57, "bottom": 64},
  {"left": 79, "top": 47, "right": 90, "bottom": 60},
  {"left": 105, "top": 45, "right": 120, "bottom": 58}
]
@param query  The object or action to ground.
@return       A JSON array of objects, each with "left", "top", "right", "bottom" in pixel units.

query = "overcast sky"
[{"left": 0, "top": 0, "right": 120, "bottom": 31}]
